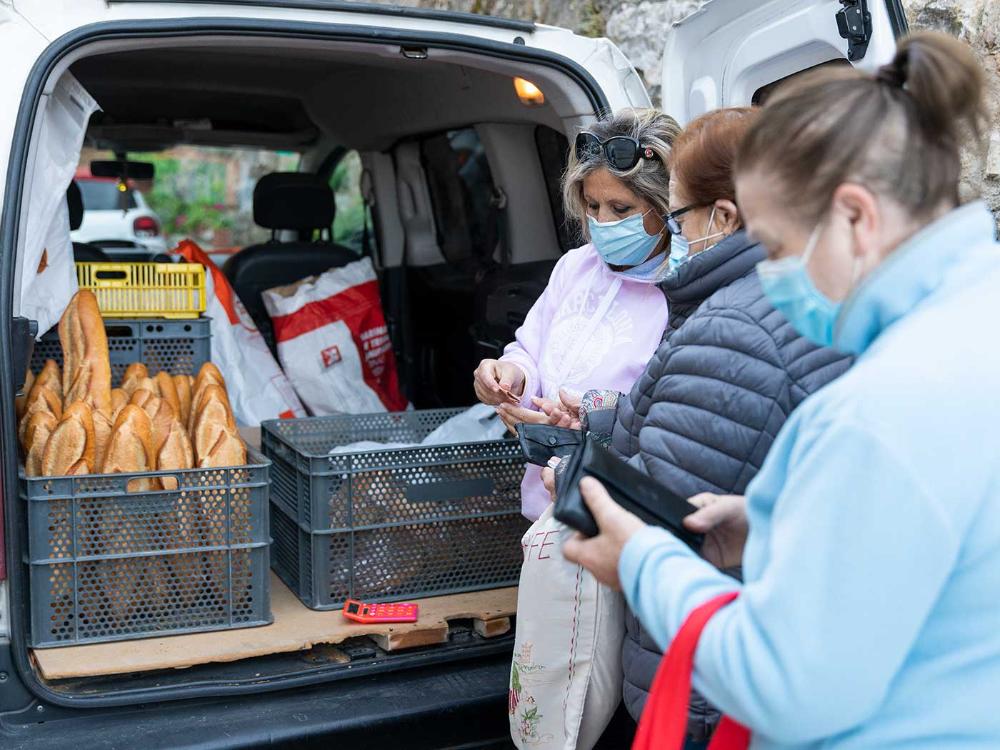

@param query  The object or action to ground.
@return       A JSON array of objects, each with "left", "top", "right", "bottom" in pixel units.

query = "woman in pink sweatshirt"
[{"left": 474, "top": 108, "right": 677, "bottom": 520}]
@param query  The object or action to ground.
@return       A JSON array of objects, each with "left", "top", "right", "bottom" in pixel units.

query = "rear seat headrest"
[
  {"left": 67, "top": 181, "right": 83, "bottom": 231},
  {"left": 253, "top": 172, "right": 335, "bottom": 232}
]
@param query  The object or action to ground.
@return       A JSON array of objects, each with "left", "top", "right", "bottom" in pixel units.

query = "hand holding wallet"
[
  {"left": 554, "top": 437, "right": 704, "bottom": 552},
  {"left": 515, "top": 422, "right": 584, "bottom": 466}
]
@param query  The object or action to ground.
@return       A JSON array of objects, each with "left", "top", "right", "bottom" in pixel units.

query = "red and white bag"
[
  {"left": 173, "top": 240, "right": 305, "bottom": 426},
  {"left": 262, "top": 258, "right": 408, "bottom": 415}
]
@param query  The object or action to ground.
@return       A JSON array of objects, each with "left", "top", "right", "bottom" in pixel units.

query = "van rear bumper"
[{"left": 0, "top": 655, "right": 513, "bottom": 749}]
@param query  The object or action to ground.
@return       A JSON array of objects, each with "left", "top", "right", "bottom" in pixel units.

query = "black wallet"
[
  {"left": 515, "top": 423, "right": 584, "bottom": 466},
  {"left": 554, "top": 437, "right": 704, "bottom": 552}
]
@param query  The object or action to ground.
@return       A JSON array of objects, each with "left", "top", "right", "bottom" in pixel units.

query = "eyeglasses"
[
  {"left": 574, "top": 132, "right": 661, "bottom": 171},
  {"left": 665, "top": 204, "right": 699, "bottom": 235}
]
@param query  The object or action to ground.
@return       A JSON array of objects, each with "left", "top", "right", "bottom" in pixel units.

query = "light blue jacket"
[{"left": 619, "top": 201, "right": 1000, "bottom": 748}]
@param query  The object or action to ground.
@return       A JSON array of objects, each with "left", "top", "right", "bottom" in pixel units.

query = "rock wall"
[{"left": 387, "top": 0, "right": 1000, "bottom": 217}]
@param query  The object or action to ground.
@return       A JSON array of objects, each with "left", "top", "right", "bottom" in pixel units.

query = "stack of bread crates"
[{"left": 21, "top": 261, "right": 272, "bottom": 647}]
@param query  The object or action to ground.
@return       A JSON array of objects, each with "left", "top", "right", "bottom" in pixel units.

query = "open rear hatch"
[{"left": 0, "top": 5, "right": 628, "bottom": 711}]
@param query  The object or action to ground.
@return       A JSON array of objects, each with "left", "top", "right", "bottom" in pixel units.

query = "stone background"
[{"left": 385, "top": 0, "right": 1000, "bottom": 220}]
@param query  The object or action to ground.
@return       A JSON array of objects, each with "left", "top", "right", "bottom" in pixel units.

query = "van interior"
[{"left": 12, "top": 33, "right": 597, "bottom": 703}]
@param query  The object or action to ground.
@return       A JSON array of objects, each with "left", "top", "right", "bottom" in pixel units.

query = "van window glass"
[
  {"left": 419, "top": 128, "right": 499, "bottom": 267},
  {"left": 77, "top": 179, "right": 138, "bottom": 210},
  {"left": 329, "top": 150, "right": 365, "bottom": 253},
  {"left": 79, "top": 146, "right": 300, "bottom": 254},
  {"left": 535, "top": 126, "right": 573, "bottom": 253}
]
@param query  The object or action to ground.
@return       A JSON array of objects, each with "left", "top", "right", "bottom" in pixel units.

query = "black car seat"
[
  {"left": 223, "top": 172, "right": 357, "bottom": 354},
  {"left": 67, "top": 181, "right": 110, "bottom": 262}
]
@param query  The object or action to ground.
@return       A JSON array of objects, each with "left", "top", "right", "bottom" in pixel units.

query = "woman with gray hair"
[{"left": 474, "top": 108, "right": 679, "bottom": 520}]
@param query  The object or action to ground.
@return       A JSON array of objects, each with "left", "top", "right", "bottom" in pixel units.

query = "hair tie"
[{"left": 875, "top": 63, "right": 906, "bottom": 89}]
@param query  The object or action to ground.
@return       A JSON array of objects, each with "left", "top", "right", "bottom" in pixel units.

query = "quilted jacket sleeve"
[{"left": 635, "top": 304, "right": 797, "bottom": 497}]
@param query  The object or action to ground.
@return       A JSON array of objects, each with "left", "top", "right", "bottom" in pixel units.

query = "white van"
[{"left": 0, "top": 1, "right": 905, "bottom": 747}]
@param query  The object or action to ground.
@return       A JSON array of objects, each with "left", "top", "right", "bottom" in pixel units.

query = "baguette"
[
  {"left": 58, "top": 290, "right": 111, "bottom": 414},
  {"left": 130, "top": 389, "right": 176, "bottom": 449},
  {"left": 41, "top": 402, "right": 95, "bottom": 476},
  {"left": 157, "top": 419, "right": 194, "bottom": 491},
  {"left": 147, "top": 396, "right": 178, "bottom": 455},
  {"left": 189, "top": 380, "right": 234, "bottom": 434},
  {"left": 15, "top": 368, "right": 35, "bottom": 421},
  {"left": 198, "top": 426, "right": 246, "bottom": 468},
  {"left": 193, "top": 362, "right": 226, "bottom": 395},
  {"left": 120, "top": 363, "right": 148, "bottom": 396},
  {"left": 102, "top": 404, "right": 155, "bottom": 481},
  {"left": 34, "top": 359, "right": 61, "bottom": 402},
  {"left": 130, "top": 388, "right": 156, "bottom": 411},
  {"left": 191, "top": 384, "right": 237, "bottom": 461},
  {"left": 110, "top": 388, "right": 129, "bottom": 418},
  {"left": 18, "top": 385, "right": 62, "bottom": 447},
  {"left": 173, "top": 373, "right": 192, "bottom": 426},
  {"left": 134, "top": 377, "right": 158, "bottom": 397},
  {"left": 155, "top": 371, "right": 181, "bottom": 419},
  {"left": 24, "top": 411, "right": 58, "bottom": 477},
  {"left": 100, "top": 404, "right": 157, "bottom": 616},
  {"left": 92, "top": 408, "right": 114, "bottom": 472}
]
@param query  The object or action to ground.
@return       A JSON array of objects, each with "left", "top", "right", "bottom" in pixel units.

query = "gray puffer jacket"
[{"left": 585, "top": 230, "right": 852, "bottom": 736}]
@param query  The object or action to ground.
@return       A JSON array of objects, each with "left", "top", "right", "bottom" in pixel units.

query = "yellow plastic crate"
[{"left": 76, "top": 262, "right": 206, "bottom": 319}]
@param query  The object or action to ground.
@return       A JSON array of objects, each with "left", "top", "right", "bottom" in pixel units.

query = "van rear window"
[{"left": 77, "top": 180, "right": 138, "bottom": 211}]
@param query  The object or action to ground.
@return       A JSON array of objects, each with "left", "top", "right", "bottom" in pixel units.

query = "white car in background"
[{"left": 70, "top": 176, "right": 168, "bottom": 256}]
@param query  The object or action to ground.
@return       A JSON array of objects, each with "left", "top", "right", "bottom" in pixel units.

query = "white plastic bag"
[
  {"left": 174, "top": 240, "right": 305, "bottom": 426},
  {"left": 262, "top": 258, "right": 408, "bottom": 415},
  {"left": 509, "top": 505, "right": 624, "bottom": 750},
  {"left": 19, "top": 73, "right": 98, "bottom": 336},
  {"left": 421, "top": 403, "right": 507, "bottom": 444}
]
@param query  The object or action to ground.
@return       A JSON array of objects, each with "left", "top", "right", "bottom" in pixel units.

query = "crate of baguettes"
[
  {"left": 18, "top": 291, "right": 270, "bottom": 648},
  {"left": 262, "top": 408, "right": 529, "bottom": 610},
  {"left": 76, "top": 261, "right": 206, "bottom": 319},
  {"left": 31, "top": 316, "right": 210, "bottom": 385}
]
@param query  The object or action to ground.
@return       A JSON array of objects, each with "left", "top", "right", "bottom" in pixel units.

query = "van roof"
[{"left": 105, "top": 0, "right": 538, "bottom": 33}]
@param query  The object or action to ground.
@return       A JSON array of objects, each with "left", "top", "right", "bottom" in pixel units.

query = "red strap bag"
[{"left": 633, "top": 592, "right": 750, "bottom": 750}]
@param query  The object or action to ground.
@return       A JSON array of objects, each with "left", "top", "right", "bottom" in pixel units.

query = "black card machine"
[{"left": 554, "top": 437, "right": 704, "bottom": 552}]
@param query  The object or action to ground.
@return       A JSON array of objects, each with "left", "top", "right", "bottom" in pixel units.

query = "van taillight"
[{"left": 133, "top": 216, "right": 159, "bottom": 237}]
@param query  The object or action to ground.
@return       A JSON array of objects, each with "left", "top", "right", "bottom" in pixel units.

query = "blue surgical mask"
[
  {"left": 668, "top": 233, "right": 690, "bottom": 272},
  {"left": 756, "top": 226, "right": 841, "bottom": 347},
  {"left": 668, "top": 206, "right": 725, "bottom": 273},
  {"left": 588, "top": 210, "right": 664, "bottom": 267}
]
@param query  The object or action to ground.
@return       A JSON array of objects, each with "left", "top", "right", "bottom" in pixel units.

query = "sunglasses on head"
[{"left": 575, "top": 132, "right": 661, "bottom": 171}]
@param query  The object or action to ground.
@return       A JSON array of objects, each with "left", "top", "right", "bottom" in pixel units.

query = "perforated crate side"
[
  {"left": 285, "top": 511, "right": 530, "bottom": 612},
  {"left": 30, "top": 317, "right": 211, "bottom": 382},
  {"left": 263, "top": 429, "right": 343, "bottom": 531},
  {"left": 269, "top": 500, "right": 316, "bottom": 607},
  {"left": 30, "top": 545, "right": 270, "bottom": 648},
  {"left": 23, "top": 451, "right": 272, "bottom": 648}
]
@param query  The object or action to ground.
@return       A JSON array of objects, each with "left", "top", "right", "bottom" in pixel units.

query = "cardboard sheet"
[{"left": 33, "top": 574, "right": 518, "bottom": 681}]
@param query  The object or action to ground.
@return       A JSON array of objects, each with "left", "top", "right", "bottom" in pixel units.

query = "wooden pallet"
[{"left": 32, "top": 573, "right": 518, "bottom": 681}]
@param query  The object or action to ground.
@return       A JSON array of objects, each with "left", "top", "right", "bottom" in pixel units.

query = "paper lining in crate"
[
  {"left": 22, "top": 449, "right": 271, "bottom": 647},
  {"left": 262, "top": 409, "right": 530, "bottom": 610}
]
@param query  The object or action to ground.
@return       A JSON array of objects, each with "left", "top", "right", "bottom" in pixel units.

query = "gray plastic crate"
[
  {"left": 23, "top": 449, "right": 271, "bottom": 648},
  {"left": 31, "top": 317, "right": 211, "bottom": 382},
  {"left": 262, "top": 410, "right": 529, "bottom": 610}
]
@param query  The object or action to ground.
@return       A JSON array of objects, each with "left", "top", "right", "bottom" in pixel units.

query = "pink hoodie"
[{"left": 500, "top": 244, "right": 669, "bottom": 520}]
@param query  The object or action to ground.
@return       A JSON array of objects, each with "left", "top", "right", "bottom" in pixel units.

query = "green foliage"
[
  {"left": 136, "top": 152, "right": 234, "bottom": 239},
  {"left": 578, "top": 1, "right": 606, "bottom": 38}
]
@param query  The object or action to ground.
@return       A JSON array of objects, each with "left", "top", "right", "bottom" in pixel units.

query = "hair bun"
[{"left": 875, "top": 57, "right": 907, "bottom": 89}]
